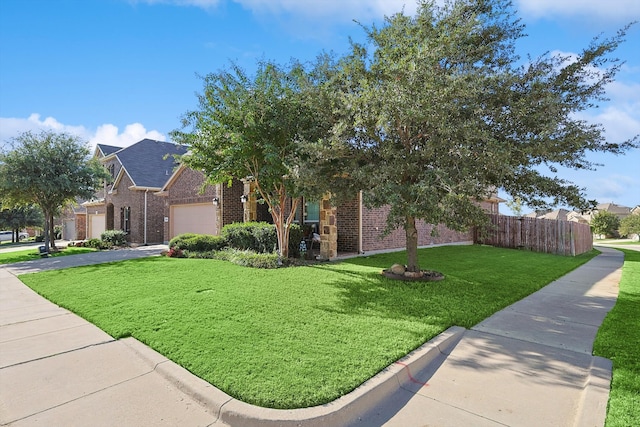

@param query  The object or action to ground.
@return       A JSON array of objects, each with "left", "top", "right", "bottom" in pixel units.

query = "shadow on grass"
[{"left": 308, "top": 262, "right": 491, "bottom": 331}]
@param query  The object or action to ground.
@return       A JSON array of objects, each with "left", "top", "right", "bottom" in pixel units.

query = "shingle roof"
[
  {"left": 596, "top": 203, "right": 631, "bottom": 214},
  {"left": 115, "top": 139, "right": 187, "bottom": 188},
  {"left": 539, "top": 209, "right": 571, "bottom": 221},
  {"left": 96, "top": 144, "right": 122, "bottom": 157}
]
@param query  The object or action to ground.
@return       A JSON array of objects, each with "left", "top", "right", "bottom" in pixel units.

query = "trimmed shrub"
[
  {"left": 222, "top": 222, "right": 303, "bottom": 257},
  {"left": 86, "top": 238, "right": 111, "bottom": 249},
  {"left": 169, "top": 233, "right": 199, "bottom": 249},
  {"left": 221, "top": 222, "right": 263, "bottom": 251},
  {"left": 101, "top": 230, "right": 128, "bottom": 246},
  {"left": 169, "top": 233, "right": 227, "bottom": 252},
  {"left": 288, "top": 223, "right": 304, "bottom": 258}
]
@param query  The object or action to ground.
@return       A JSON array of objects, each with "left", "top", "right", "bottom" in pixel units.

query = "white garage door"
[
  {"left": 170, "top": 204, "right": 217, "bottom": 239},
  {"left": 63, "top": 219, "right": 77, "bottom": 241},
  {"left": 88, "top": 214, "right": 105, "bottom": 239}
]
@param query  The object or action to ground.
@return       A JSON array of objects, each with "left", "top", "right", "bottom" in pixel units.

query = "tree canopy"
[
  {"left": 172, "top": 59, "right": 335, "bottom": 258},
  {"left": 0, "top": 130, "right": 108, "bottom": 250},
  {"left": 619, "top": 214, "right": 640, "bottom": 239},
  {"left": 325, "top": 0, "right": 637, "bottom": 271},
  {"left": 591, "top": 210, "right": 621, "bottom": 238}
]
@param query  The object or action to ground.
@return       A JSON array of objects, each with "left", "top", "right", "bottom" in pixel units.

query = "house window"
[
  {"left": 121, "top": 206, "right": 131, "bottom": 234},
  {"left": 305, "top": 201, "right": 320, "bottom": 223}
]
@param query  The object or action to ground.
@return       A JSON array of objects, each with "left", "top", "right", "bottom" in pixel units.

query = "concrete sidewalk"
[
  {"left": 0, "top": 246, "right": 623, "bottom": 426},
  {"left": 352, "top": 246, "right": 622, "bottom": 427}
]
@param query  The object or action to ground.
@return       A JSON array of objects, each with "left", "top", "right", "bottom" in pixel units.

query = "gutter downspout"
[
  {"left": 217, "top": 183, "right": 223, "bottom": 235},
  {"left": 358, "top": 190, "right": 363, "bottom": 254},
  {"left": 144, "top": 190, "right": 148, "bottom": 245}
]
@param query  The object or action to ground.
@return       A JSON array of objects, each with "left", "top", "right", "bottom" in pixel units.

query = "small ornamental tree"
[
  {"left": 0, "top": 131, "right": 108, "bottom": 251},
  {"left": 172, "top": 59, "right": 335, "bottom": 259},
  {"left": 591, "top": 210, "right": 620, "bottom": 238},
  {"left": 618, "top": 214, "right": 640, "bottom": 239},
  {"left": 327, "top": 0, "right": 638, "bottom": 272}
]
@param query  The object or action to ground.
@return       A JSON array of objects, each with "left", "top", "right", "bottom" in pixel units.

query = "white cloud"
[
  {"left": 516, "top": 0, "right": 640, "bottom": 22},
  {"left": 0, "top": 114, "right": 166, "bottom": 153},
  {"left": 0, "top": 114, "right": 90, "bottom": 148},
  {"left": 135, "top": 0, "right": 419, "bottom": 21},
  {"left": 91, "top": 123, "right": 165, "bottom": 149},
  {"left": 591, "top": 174, "right": 639, "bottom": 203}
]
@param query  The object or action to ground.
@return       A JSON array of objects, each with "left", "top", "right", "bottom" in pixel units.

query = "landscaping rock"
[{"left": 390, "top": 263, "right": 406, "bottom": 275}]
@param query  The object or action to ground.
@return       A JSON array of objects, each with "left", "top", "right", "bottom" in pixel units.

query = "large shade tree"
[
  {"left": 327, "top": 0, "right": 637, "bottom": 272},
  {"left": 0, "top": 131, "right": 108, "bottom": 251},
  {"left": 172, "top": 59, "right": 335, "bottom": 259}
]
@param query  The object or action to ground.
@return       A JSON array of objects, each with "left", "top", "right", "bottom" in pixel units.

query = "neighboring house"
[
  {"left": 581, "top": 202, "right": 632, "bottom": 223},
  {"left": 535, "top": 209, "right": 589, "bottom": 224},
  {"left": 538, "top": 209, "right": 572, "bottom": 221},
  {"left": 59, "top": 201, "right": 87, "bottom": 241},
  {"left": 83, "top": 139, "right": 187, "bottom": 244}
]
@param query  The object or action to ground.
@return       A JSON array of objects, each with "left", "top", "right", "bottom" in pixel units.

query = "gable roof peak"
[{"left": 114, "top": 139, "right": 188, "bottom": 189}]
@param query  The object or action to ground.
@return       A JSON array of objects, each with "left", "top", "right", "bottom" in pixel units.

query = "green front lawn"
[
  {"left": 594, "top": 248, "right": 640, "bottom": 427},
  {"left": 20, "top": 245, "right": 596, "bottom": 409},
  {"left": 0, "top": 246, "right": 96, "bottom": 264}
]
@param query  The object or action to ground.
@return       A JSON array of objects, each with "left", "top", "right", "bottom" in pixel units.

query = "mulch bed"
[{"left": 381, "top": 269, "right": 445, "bottom": 282}]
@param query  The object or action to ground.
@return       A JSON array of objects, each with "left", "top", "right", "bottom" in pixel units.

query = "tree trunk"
[
  {"left": 405, "top": 215, "right": 420, "bottom": 272},
  {"left": 272, "top": 208, "right": 288, "bottom": 260},
  {"left": 43, "top": 211, "right": 50, "bottom": 253},
  {"left": 49, "top": 213, "right": 57, "bottom": 250}
]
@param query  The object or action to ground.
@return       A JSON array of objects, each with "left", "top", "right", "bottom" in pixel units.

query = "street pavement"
[{"left": 0, "top": 244, "right": 625, "bottom": 426}]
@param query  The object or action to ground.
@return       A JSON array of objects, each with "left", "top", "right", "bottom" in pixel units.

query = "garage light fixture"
[
  {"left": 240, "top": 194, "right": 248, "bottom": 203},
  {"left": 212, "top": 197, "right": 220, "bottom": 206}
]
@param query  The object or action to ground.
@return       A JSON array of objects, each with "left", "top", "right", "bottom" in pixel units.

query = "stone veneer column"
[
  {"left": 242, "top": 181, "right": 257, "bottom": 222},
  {"left": 319, "top": 194, "right": 338, "bottom": 259},
  {"left": 214, "top": 183, "right": 223, "bottom": 234}
]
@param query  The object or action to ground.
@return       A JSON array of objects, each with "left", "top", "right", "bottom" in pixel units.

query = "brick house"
[
  {"left": 83, "top": 139, "right": 187, "bottom": 244},
  {"left": 160, "top": 167, "right": 501, "bottom": 258},
  {"left": 81, "top": 139, "right": 500, "bottom": 253}
]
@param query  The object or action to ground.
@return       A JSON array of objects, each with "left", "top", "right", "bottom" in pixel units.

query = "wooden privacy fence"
[{"left": 475, "top": 214, "right": 593, "bottom": 256}]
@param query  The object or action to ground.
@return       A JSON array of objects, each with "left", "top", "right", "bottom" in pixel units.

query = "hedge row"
[{"left": 168, "top": 222, "right": 307, "bottom": 267}]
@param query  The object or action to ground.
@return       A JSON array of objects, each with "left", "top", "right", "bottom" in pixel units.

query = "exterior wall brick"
[
  {"left": 76, "top": 214, "right": 87, "bottom": 240},
  {"left": 336, "top": 198, "right": 360, "bottom": 253},
  {"left": 361, "top": 205, "right": 472, "bottom": 252},
  {"left": 101, "top": 172, "right": 166, "bottom": 244},
  {"left": 221, "top": 179, "right": 245, "bottom": 225}
]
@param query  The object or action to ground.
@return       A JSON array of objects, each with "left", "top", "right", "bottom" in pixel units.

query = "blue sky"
[{"left": 1, "top": 0, "right": 638, "bottom": 214}]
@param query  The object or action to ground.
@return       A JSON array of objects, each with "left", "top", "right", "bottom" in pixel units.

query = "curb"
[
  {"left": 123, "top": 326, "right": 466, "bottom": 427},
  {"left": 573, "top": 356, "right": 613, "bottom": 427}
]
